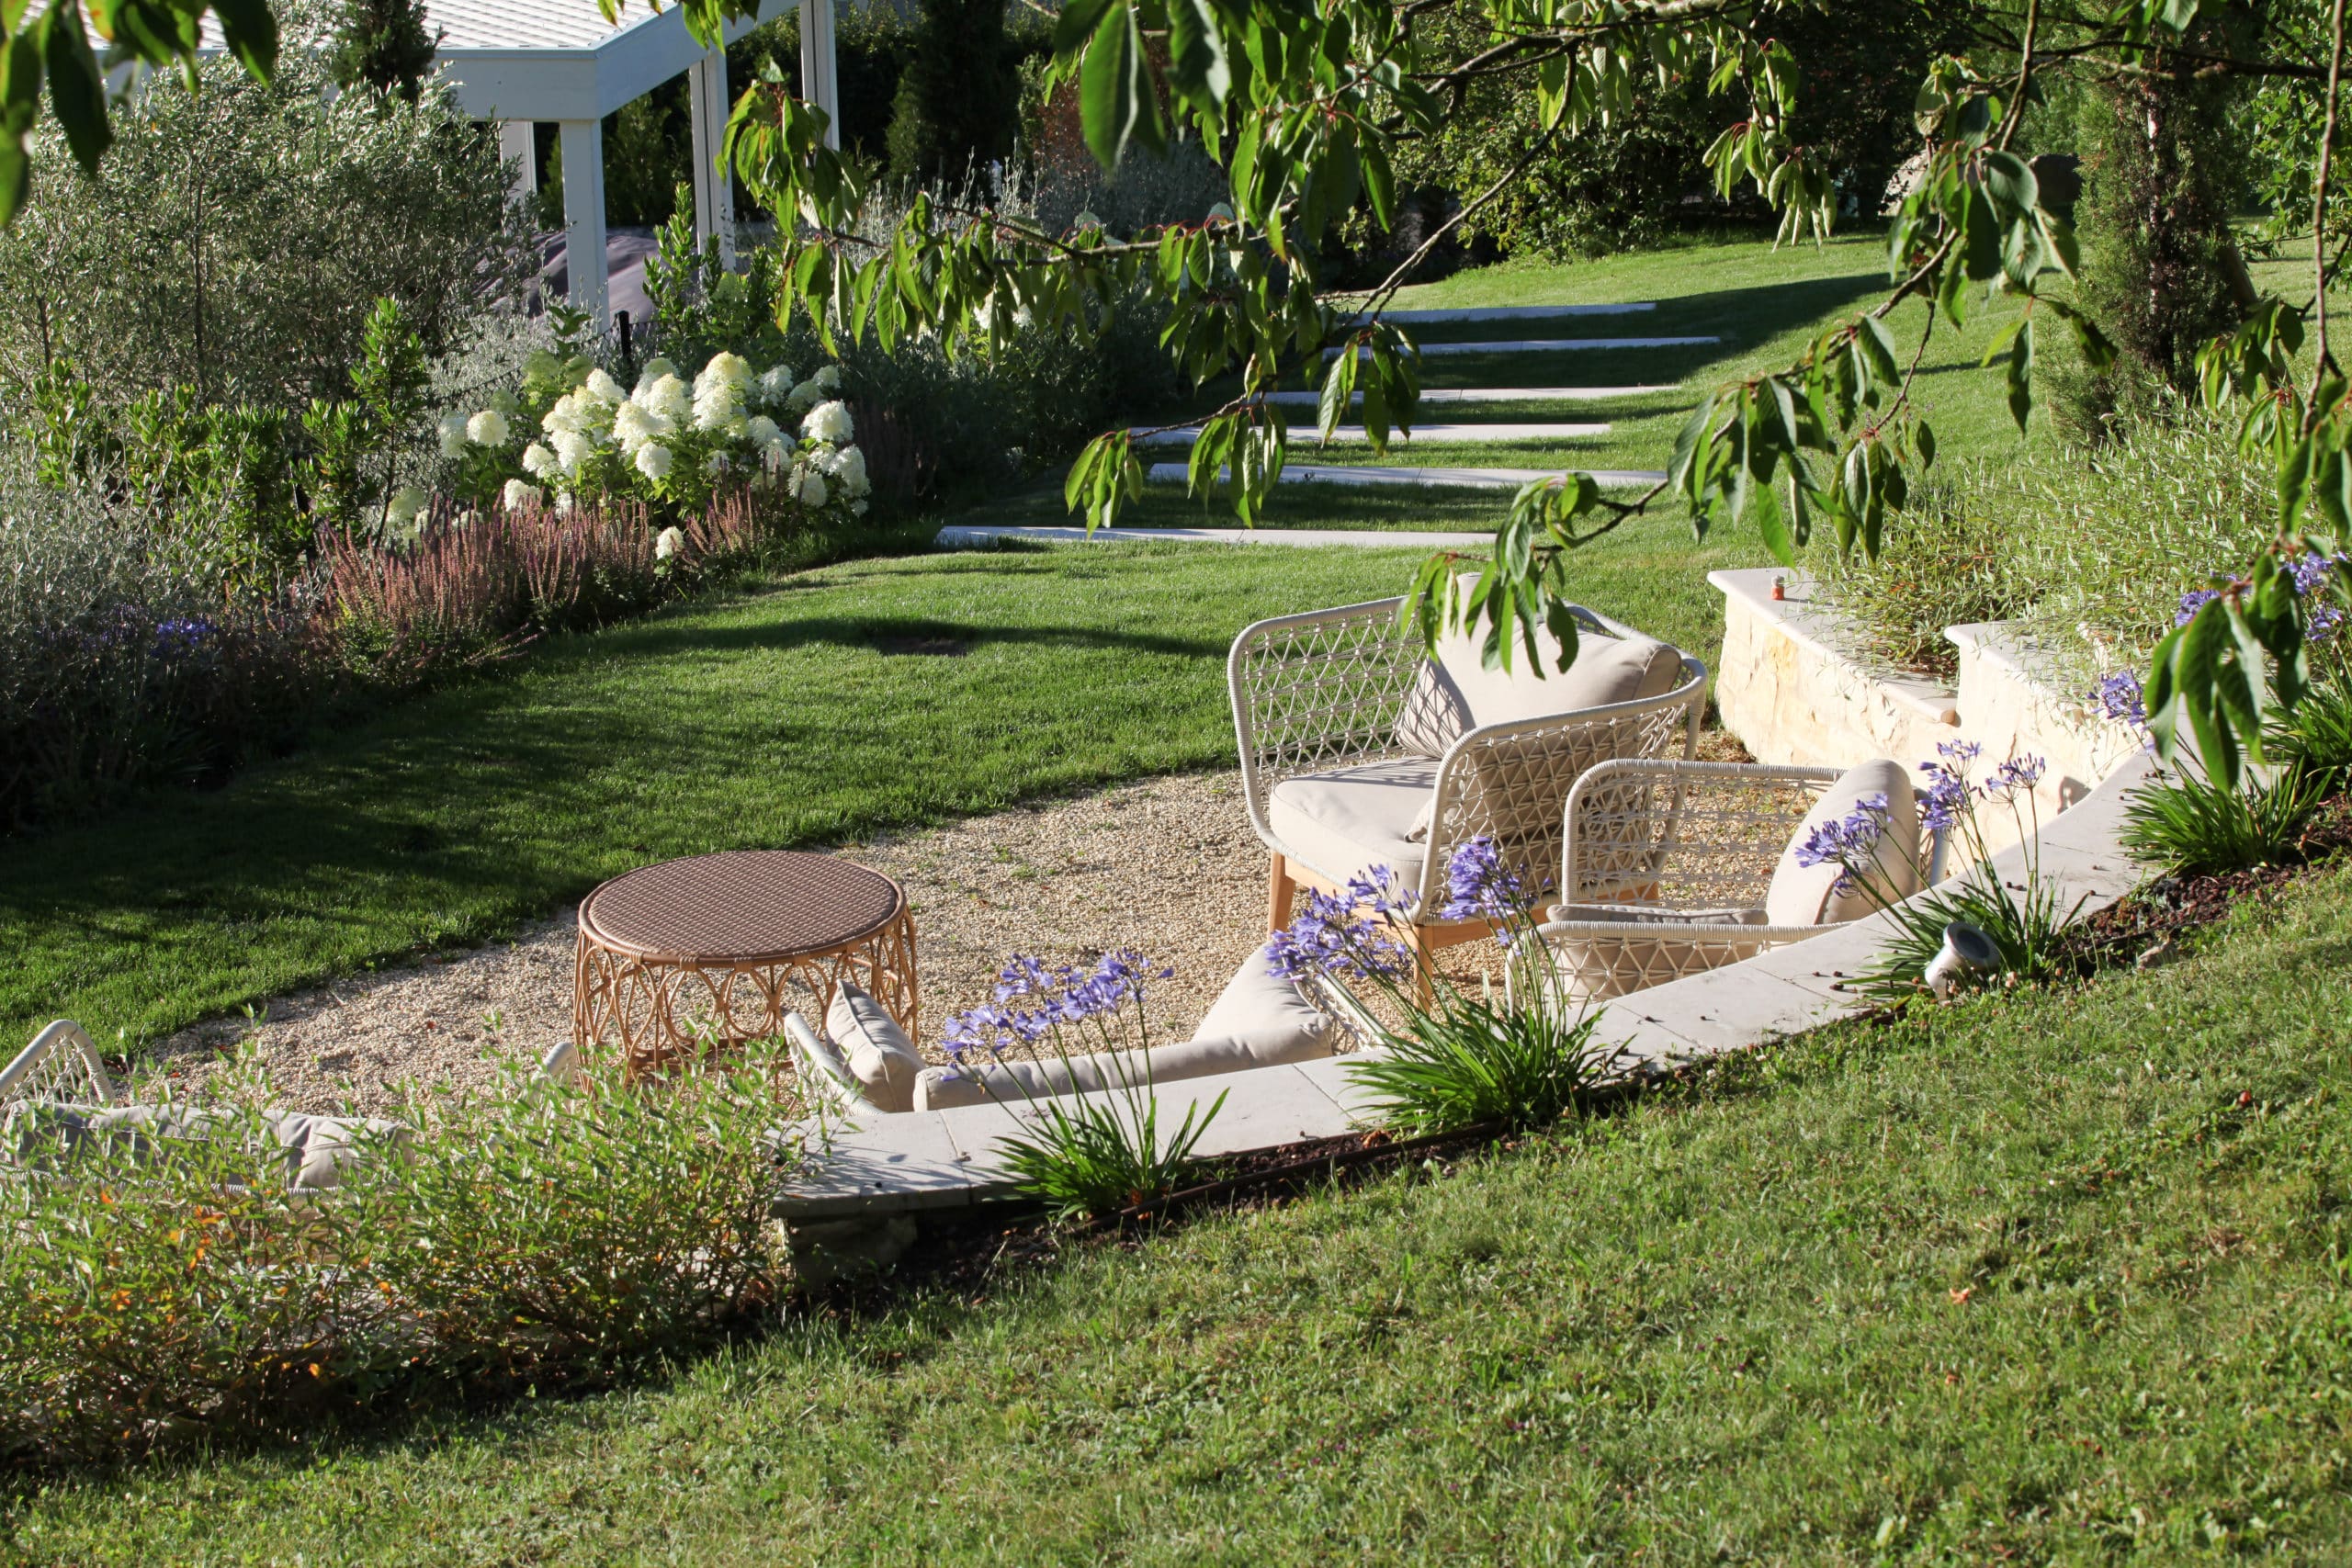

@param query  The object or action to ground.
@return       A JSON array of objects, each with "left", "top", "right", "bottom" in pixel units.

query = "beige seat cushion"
[
  {"left": 786, "top": 1018, "right": 876, "bottom": 1111},
  {"left": 1763, "top": 759, "right": 1925, "bottom": 927},
  {"left": 1268, "top": 756, "right": 1435, "bottom": 886},
  {"left": 915, "top": 942, "right": 1334, "bottom": 1111},
  {"left": 1538, "top": 906, "right": 1770, "bottom": 1002},
  {"left": 4, "top": 1101, "right": 412, "bottom": 1192},
  {"left": 824, "top": 981, "right": 923, "bottom": 1113},
  {"left": 1396, "top": 624, "right": 1685, "bottom": 758}
]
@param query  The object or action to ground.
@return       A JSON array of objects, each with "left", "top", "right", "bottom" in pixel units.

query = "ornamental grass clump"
[
  {"left": 0, "top": 1042, "right": 803, "bottom": 1469},
  {"left": 1269, "top": 840, "right": 1617, "bottom": 1136},
  {"left": 940, "top": 951, "right": 1219, "bottom": 1221}
]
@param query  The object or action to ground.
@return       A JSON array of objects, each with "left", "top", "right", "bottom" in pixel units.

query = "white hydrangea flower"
[
  {"left": 654, "top": 525, "right": 685, "bottom": 560},
  {"left": 521, "top": 442, "right": 559, "bottom": 479},
  {"left": 638, "top": 355, "right": 679, "bottom": 384},
  {"left": 822, "top": 444, "right": 870, "bottom": 498},
  {"left": 555, "top": 490, "right": 576, "bottom": 515},
  {"left": 757, "top": 366, "right": 795, "bottom": 404},
  {"left": 814, "top": 365, "right": 841, "bottom": 391},
  {"left": 635, "top": 443, "right": 674, "bottom": 481},
  {"left": 436, "top": 412, "right": 469, "bottom": 459},
  {"left": 692, "top": 382, "right": 741, "bottom": 434},
  {"left": 801, "top": 400, "right": 854, "bottom": 445},
  {"left": 501, "top": 478, "right": 539, "bottom": 512},
  {"left": 633, "top": 373, "right": 690, "bottom": 424},
  {"left": 611, "top": 401, "right": 670, "bottom": 452},
  {"left": 386, "top": 484, "right": 429, "bottom": 526},
  {"left": 698, "top": 351, "right": 752, "bottom": 390},
  {"left": 797, "top": 470, "right": 829, "bottom": 508},
  {"left": 852, "top": 498, "right": 868, "bottom": 516},
  {"left": 745, "top": 413, "right": 782, "bottom": 447},
  {"left": 584, "top": 368, "right": 627, "bottom": 404},
  {"left": 467, "top": 409, "right": 511, "bottom": 446},
  {"left": 785, "top": 377, "right": 824, "bottom": 414},
  {"left": 551, "top": 429, "right": 595, "bottom": 473}
]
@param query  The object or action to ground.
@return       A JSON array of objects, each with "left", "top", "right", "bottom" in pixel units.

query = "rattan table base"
[{"left": 572, "top": 851, "right": 919, "bottom": 1077}]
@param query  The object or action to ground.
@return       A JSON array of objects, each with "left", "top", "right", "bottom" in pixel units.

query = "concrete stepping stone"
[
  {"left": 1262, "top": 386, "right": 1676, "bottom": 405},
  {"left": 1146, "top": 462, "right": 1667, "bottom": 491},
  {"left": 1329, "top": 337, "right": 1717, "bottom": 357},
  {"left": 1132, "top": 421, "right": 1610, "bottom": 447},
  {"left": 1336, "top": 302, "right": 1657, "bottom": 324},
  {"left": 935, "top": 525, "right": 1498, "bottom": 549}
]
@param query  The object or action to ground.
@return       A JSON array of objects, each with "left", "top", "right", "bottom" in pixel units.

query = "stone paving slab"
[
  {"left": 1132, "top": 422, "right": 1611, "bottom": 446},
  {"left": 934, "top": 525, "right": 1496, "bottom": 551},
  {"left": 1335, "top": 302, "right": 1658, "bottom": 323},
  {"left": 1329, "top": 337, "right": 1719, "bottom": 357},
  {"left": 1143, "top": 462, "right": 1667, "bottom": 491},
  {"left": 1261, "top": 387, "right": 1677, "bottom": 406}
]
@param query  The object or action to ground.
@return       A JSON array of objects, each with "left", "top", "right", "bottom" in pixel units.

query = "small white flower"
[
  {"left": 612, "top": 401, "right": 669, "bottom": 452},
  {"left": 584, "top": 368, "right": 627, "bottom": 404},
  {"left": 692, "top": 383, "right": 741, "bottom": 434},
  {"left": 757, "top": 366, "right": 795, "bottom": 403},
  {"left": 501, "top": 478, "right": 539, "bottom": 512},
  {"left": 635, "top": 443, "right": 674, "bottom": 481},
  {"left": 386, "top": 484, "right": 429, "bottom": 526},
  {"left": 745, "top": 414, "right": 782, "bottom": 447},
  {"left": 654, "top": 525, "right": 685, "bottom": 560},
  {"left": 638, "top": 355, "right": 679, "bottom": 384},
  {"left": 467, "top": 409, "right": 510, "bottom": 446},
  {"left": 797, "top": 470, "right": 829, "bottom": 508},
  {"left": 521, "top": 442, "right": 559, "bottom": 479},
  {"left": 633, "top": 373, "right": 690, "bottom": 424},
  {"left": 814, "top": 365, "right": 841, "bottom": 391},
  {"left": 801, "top": 400, "right": 854, "bottom": 445},
  {"left": 436, "top": 412, "right": 468, "bottom": 459}
]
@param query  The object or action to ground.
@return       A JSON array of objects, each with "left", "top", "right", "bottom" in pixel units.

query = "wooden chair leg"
[
  {"left": 1408, "top": 923, "right": 1435, "bottom": 1006},
  {"left": 1267, "top": 853, "right": 1296, "bottom": 933}
]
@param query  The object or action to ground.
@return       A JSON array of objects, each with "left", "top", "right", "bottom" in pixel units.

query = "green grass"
[
  {"left": 17, "top": 858, "right": 2352, "bottom": 1562},
  {"left": 0, "top": 536, "right": 1746, "bottom": 1051}
]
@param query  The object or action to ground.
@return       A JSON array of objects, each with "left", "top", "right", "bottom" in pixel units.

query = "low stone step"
[
  {"left": 1336, "top": 301, "right": 1657, "bottom": 324},
  {"left": 1329, "top": 337, "right": 1718, "bottom": 357},
  {"left": 1261, "top": 386, "right": 1676, "bottom": 406},
  {"left": 935, "top": 524, "right": 1498, "bottom": 549},
  {"left": 1145, "top": 462, "right": 1667, "bottom": 491},
  {"left": 1132, "top": 421, "right": 1610, "bottom": 447}
]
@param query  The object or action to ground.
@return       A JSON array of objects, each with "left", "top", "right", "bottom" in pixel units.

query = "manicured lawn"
[
  {"left": 15, "top": 858, "right": 2352, "bottom": 1562},
  {"left": 0, "top": 532, "right": 1757, "bottom": 1051},
  {"left": 995, "top": 227, "right": 2064, "bottom": 535}
]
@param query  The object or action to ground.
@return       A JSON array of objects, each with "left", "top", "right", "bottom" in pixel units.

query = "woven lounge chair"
[
  {"left": 1532, "top": 757, "right": 1937, "bottom": 1002},
  {"left": 1229, "top": 594, "right": 1706, "bottom": 969}
]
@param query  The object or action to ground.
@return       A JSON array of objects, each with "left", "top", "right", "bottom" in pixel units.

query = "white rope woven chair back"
[{"left": 0, "top": 1021, "right": 118, "bottom": 1109}]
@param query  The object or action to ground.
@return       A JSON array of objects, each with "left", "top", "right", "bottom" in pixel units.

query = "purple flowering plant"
[
  {"left": 1264, "top": 838, "right": 1617, "bottom": 1134},
  {"left": 937, "top": 948, "right": 1226, "bottom": 1220}
]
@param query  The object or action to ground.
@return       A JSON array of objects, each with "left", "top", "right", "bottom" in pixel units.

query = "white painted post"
[
  {"left": 798, "top": 0, "right": 840, "bottom": 151},
  {"left": 557, "top": 118, "right": 609, "bottom": 323},
  {"left": 686, "top": 49, "right": 738, "bottom": 266},
  {"left": 497, "top": 119, "right": 537, "bottom": 207}
]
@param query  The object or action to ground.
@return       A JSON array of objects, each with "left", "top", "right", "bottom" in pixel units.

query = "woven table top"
[{"left": 579, "top": 851, "right": 906, "bottom": 963}]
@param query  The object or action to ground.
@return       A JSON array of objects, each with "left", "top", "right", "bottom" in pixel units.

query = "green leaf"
[
  {"left": 2005, "top": 316, "right": 2034, "bottom": 433},
  {"left": 38, "top": 0, "right": 106, "bottom": 174},
  {"left": 1855, "top": 314, "right": 1900, "bottom": 385},
  {"left": 1163, "top": 0, "right": 1230, "bottom": 109},
  {"left": 1981, "top": 149, "right": 2037, "bottom": 214},
  {"left": 1080, "top": 2, "right": 1163, "bottom": 169},
  {"left": 208, "top": 0, "right": 278, "bottom": 80}
]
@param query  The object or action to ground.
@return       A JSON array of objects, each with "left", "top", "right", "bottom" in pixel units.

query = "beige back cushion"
[
  {"left": 824, "top": 981, "right": 923, "bottom": 1113},
  {"left": 1762, "top": 759, "right": 1924, "bottom": 927},
  {"left": 1396, "top": 624, "right": 1684, "bottom": 758}
]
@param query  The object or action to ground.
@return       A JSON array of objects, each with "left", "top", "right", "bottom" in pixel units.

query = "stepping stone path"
[{"left": 1133, "top": 422, "right": 1611, "bottom": 446}]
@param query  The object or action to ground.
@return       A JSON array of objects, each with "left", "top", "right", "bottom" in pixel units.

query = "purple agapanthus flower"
[
  {"left": 1988, "top": 753, "right": 2047, "bottom": 797},
  {"left": 1266, "top": 885, "right": 1415, "bottom": 984},
  {"left": 2292, "top": 553, "right": 2336, "bottom": 598},
  {"left": 1792, "top": 791, "right": 1893, "bottom": 895},
  {"left": 947, "top": 947, "right": 1173, "bottom": 1059},
  {"left": 2313, "top": 604, "right": 2346, "bottom": 645},
  {"left": 151, "top": 617, "right": 217, "bottom": 658},
  {"left": 1917, "top": 757, "right": 1977, "bottom": 837},
  {"left": 1440, "top": 835, "right": 1527, "bottom": 924},
  {"left": 2090, "top": 670, "right": 2146, "bottom": 728},
  {"left": 2176, "top": 588, "right": 2222, "bottom": 627}
]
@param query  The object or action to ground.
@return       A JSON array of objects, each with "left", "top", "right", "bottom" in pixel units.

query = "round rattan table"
[{"left": 573, "top": 850, "right": 919, "bottom": 1077}]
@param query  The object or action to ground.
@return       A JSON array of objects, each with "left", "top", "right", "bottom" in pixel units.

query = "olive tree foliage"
[{"left": 0, "top": 39, "right": 526, "bottom": 416}]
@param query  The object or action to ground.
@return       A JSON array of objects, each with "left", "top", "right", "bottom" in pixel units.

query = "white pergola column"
[
  {"left": 558, "top": 118, "right": 609, "bottom": 323},
  {"left": 686, "top": 48, "right": 738, "bottom": 266},
  {"left": 497, "top": 119, "right": 537, "bottom": 205},
  {"left": 798, "top": 0, "right": 840, "bottom": 151}
]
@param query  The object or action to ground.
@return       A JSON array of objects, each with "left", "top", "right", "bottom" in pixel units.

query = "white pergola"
[{"left": 426, "top": 0, "right": 842, "bottom": 321}]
